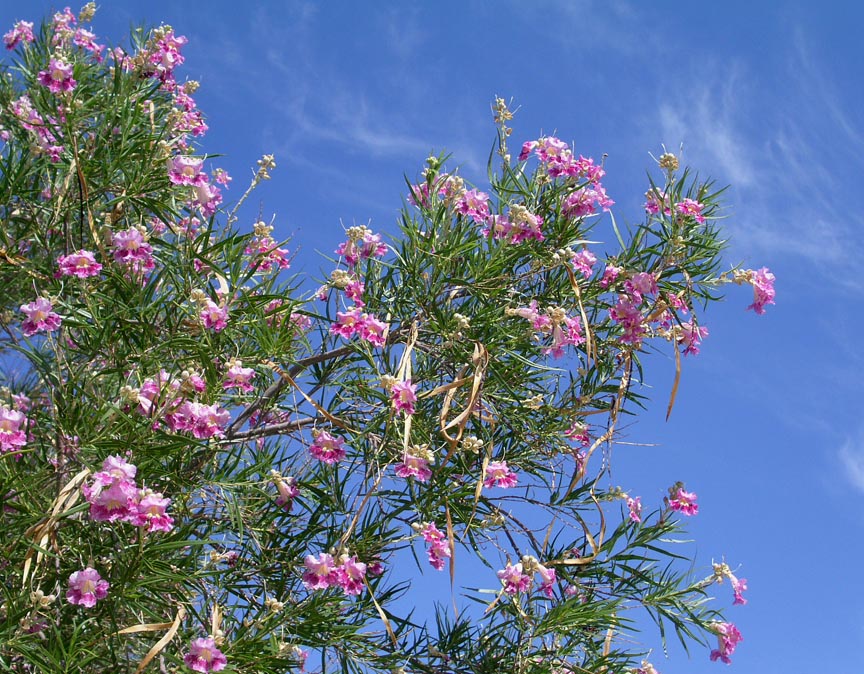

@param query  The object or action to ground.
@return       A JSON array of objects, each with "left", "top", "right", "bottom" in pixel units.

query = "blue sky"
[{"left": 4, "top": 2, "right": 863, "bottom": 672}]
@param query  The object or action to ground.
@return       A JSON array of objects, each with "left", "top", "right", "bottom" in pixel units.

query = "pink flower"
[
  {"left": 38, "top": 58, "right": 76, "bottom": 94},
  {"left": 678, "top": 321, "right": 709, "bottom": 356},
  {"left": 335, "top": 555, "right": 367, "bottom": 595},
  {"left": 173, "top": 402, "right": 230, "bottom": 439},
  {"left": 394, "top": 455, "right": 432, "bottom": 482},
  {"left": 0, "top": 406, "right": 27, "bottom": 453},
  {"left": 600, "top": 264, "right": 623, "bottom": 289},
  {"left": 669, "top": 487, "right": 699, "bottom": 516},
  {"left": 302, "top": 552, "right": 338, "bottom": 590},
  {"left": 309, "top": 429, "right": 346, "bottom": 464},
  {"left": 4, "top": 21, "right": 35, "bottom": 50},
  {"left": 57, "top": 250, "right": 102, "bottom": 278},
  {"left": 167, "top": 156, "right": 208, "bottom": 186},
  {"left": 626, "top": 496, "right": 642, "bottom": 523},
  {"left": 747, "top": 267, "right": 776, "bottom": 315},
  {"left": 484, "top": 460, "right": 518, "bottom": 489},
  {"left": 417, "top": 522, "right": 451, "bottom": 571},
  {"left": 497, "top": 563, "right": 532, "bottom": 595},
  {"left": 223, "top": 362, "right": 255, "bottom": 393},
  {"left": 709, "top": 622, "right": 742, "bottom": 664},
  {"left": 536, "top": 564, "right": 557, "bottom": 598},
  {"left": 571, "top": 249, "right": 596, "bottom": 278},
  {"left": 271, "top": 472, "right": 299, "bottom": 510},
  {"left": 66, "top": 567, "right": 109, "bottom": 608},
  {"left": 676, "top": 198, "right": 706, "bottom": 224},
  {"left": 565, "top": 421, "right": 590, "bottom": 448},
  {"left": 84, "top": 476, "right": 137, "bottom": 522},
  {"left": 391, "top": 380, "right": 417, "bottom": 415},
  {"left": 131, "top": 490, "right": 174, "bottom": 533},
  {"left": 330, "top": 307, "right": 388, "bottom": 346},
  {"left": 184, "top": 636, "right": 227, "bottom": 672},
  {"left": 191, "top": 182, "right": 222, "bottom": 217},
  {"left": 455, "top": 189, "right": 491, "bottom": 223},
  {"left": 200, "top": 300, "right": 228, "bottom": 332},
  {"left": 624, "top": 272, "right": 658, "bottom": 302},
  {"left": 610, "top": 296, "right": 646, "bottom": 345},
  {"left": 112, "top": 227, "right": 155, "bottom": 273},
  {"left": 20, "top": 297, "right": 62, "bottom": 337}
]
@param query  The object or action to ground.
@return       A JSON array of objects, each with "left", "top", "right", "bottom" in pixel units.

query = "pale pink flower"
[
  {"left": 391, "top": 380, "right": 417, "bottom": 415},
  {"left": 497, "top": 563, "right": 532, "bottom": 595},
  {"left": 20, "top": 297, "right": 62, "bottom": 337},
  {"left": 308, "top": 429, "right": 346, "bottom": 464},
  {"left": 38, "top": 58, "right": 76, "bottom": 94},
  {"left": 455, "top": 189, "right": 491, "bottom": 223},
  {"left": 571, "top": 249, "right": 596, "bottom": 278},
  {"left": 66, "top": 567, "right": 109, "bottom": 608},
  {"left": 272, "top": 473, "right": 299, "bottom": 510},
  {"left": 484, "top": 460, "right": 518, "bottom": 489},
  {"left": 709, "top": 622, "right": 742, "bottom": 664},
  {"left": 624, "top": 272, "right": 658, "bottom": 302},
  {"left": 57, "top": 250, "right": 102, "bottom": 278},
  {"left": 167, "top": 156, "right": 207, "bottom": 186},
  {"left": 626, "top": 496, "right": 642, "bottom": 523},
  {"left": 4, "top": 21, "right": 35, "bottom": 50},
  {"left": 731, "top": 576, "right": 748, "bottom": 606},
  {"left": 600, "top": 264, "right": 623, "bottom": 289},
  {"left": 191, "top": 182, "right": 222, "bottom": 217},
  {"left": 610, "top": 296, "right": 646, "bottom": 345},
  {"left": 112, "top": 228, "right": 154, "bottom": 272},
  {"left": 302, "top": 552, "right": 338, "bottom": 590},
  {"left": 669, "top": 487, "right": 699, "bottom": 516},
  {"left": 173, "top": 401, "right": 230, "bottom": 439},
  {"left": 536, "top": 564, "right": 557, "bottom": 598},
  {"left": 747, "top": 267, "right": 776, "bottom": 315},
  {"left": 565, "top": 421, "right": 590, "bottom": 448},
  {"left": 184, "top": 636, "right": 227, "bottom": 672},
  {"left": 0, "top": 406, "right": 27, "bottom": 453},
  {"left": 223, "top": 362, "right": 255, "bottom": 393}
]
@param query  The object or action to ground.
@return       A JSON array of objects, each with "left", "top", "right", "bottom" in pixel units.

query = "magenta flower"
[
  {"left": 308, "top": 429, "right": 346, "bottom": 464},
  {"left": 57, "top": 250, "right": 102, "bottom": 278},
  {"left": 132, "top": 490, "right": 174, "bottom": 533},
  {"left": 676, "top": 198, "right": 707, "bottom": 224},
  {"left": 184, "top": 636, "right": 227, "bottom": 672},
  {"left": 173, "top": 401, "right": 230, "bottom": 439},
  {"left": 536, "top": 564, "right": 557, "bottom": 598},
  {"left": 669, "top": 487, "right": 699, "bottom": 516},
  {"left": 20, "top": 297, "right": 62, "bottom": 337},
  {"left": 678, "top": 321, "right": 709, "bottom": 356},
  {"left": 112, "top": 227, "right": 155, "bottom": 273},
  {"left": 455, "top": 189, "right": 491, "bottom": 223},
  {"left": 391, "top": 380, "right": 417, "bottom": 415},
  {"left": 747, "top": 267, "right": 776, "bottom": 315},
  {"left": 417, "top": 522, "right": 451, "bottom": 571},
  {"left": 484, "top": 460, "right": 518, "bottom": 489},
  {"left": 66, "top": 567, "right": 109, "bottom": 608},
  {"left": 191, "top": 182, "right": 222, "bottom": 217},
  {"left": 38, "top": 58, "right": 76, "bottom": 94},
  {"left": 610, "top": 296, "right": 646, "bottom": 345},
  {"left": 709, "top": 622, "right": 742, "bottom": 664},
  {"left": 600, "top": 264, "right": 623, "bottom": 289},
  {"left": 624, "top": 272, "right": 658, "bottom": 302},
  {"left": 0, "top": 406, "right": 27, "bottom": 453},
  {"left": 335, "top": 555, "right": 367, "bottom": 595},
  {"left": 394, "top": 455, "right": 432, "bottom": 482},
  {"left": 497, "top": 563, "right": 532, "bottom": 595},
  {"left": 3, "top": 20, "right": 35, "bottom": 50},
  {"left": 200, "top": 300, "right": 228, "bottom": 332}
]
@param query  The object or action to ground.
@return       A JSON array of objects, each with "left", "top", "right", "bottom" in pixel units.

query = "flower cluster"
[
  {"left": 735, "top": 267, "right": 776, "bottom": 315},
  {"left": 507, "top": 301, "right": 585, "bottom": 358},
  {"left": 329, "top": 306, "right": 387, "bottom": 347},
  {"left": 335, "top": 225, "right": 387, "bottom": 268},
  {"left": 244, "top": 220, "right": 290, "bottom": 273},
  {"left": 414, "top": 521, "right": 451, "bottom": 571},
  {"left": 301, "top": 552, "right": 368, "bottom": 596},
  {"left": 135, "top": 370, "right": 229, "bottom": 439},
  {"left": 9, "top": 94, "right": 65, "bottom": 162},
  {"left": 713, "top": 562, "right": 748, "bottom": 606},
  {"left": 644, "top": 189, "right": 707, "bottom": 224},
  {"left": 81, "top": 455, "right": 174, "bottom": 532},
  {"left": 3, "top": 20, "right": 35, "bottom": 50}
]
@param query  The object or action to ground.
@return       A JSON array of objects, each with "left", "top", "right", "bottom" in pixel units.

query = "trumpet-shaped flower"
[
  {"left": 184, "top": 636, "right": 227, "bottom": 672},
  {"left": 66, "top": 567, "right": 109, "bottom": 608},
  {"left": 20, "top": 297, "right": 62, "bottom": 337}
]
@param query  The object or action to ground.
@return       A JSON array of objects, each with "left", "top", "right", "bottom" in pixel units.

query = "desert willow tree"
[{"left": 0, "top": 6, "right": 774, "bottom": 674}]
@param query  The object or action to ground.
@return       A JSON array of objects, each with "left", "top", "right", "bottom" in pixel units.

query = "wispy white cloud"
[
  {"left": 653, "top": 34, "right": 864, "bottom": 282},
  {"left": 839, "top": 432, "right": 864, "bottom": 492}
]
